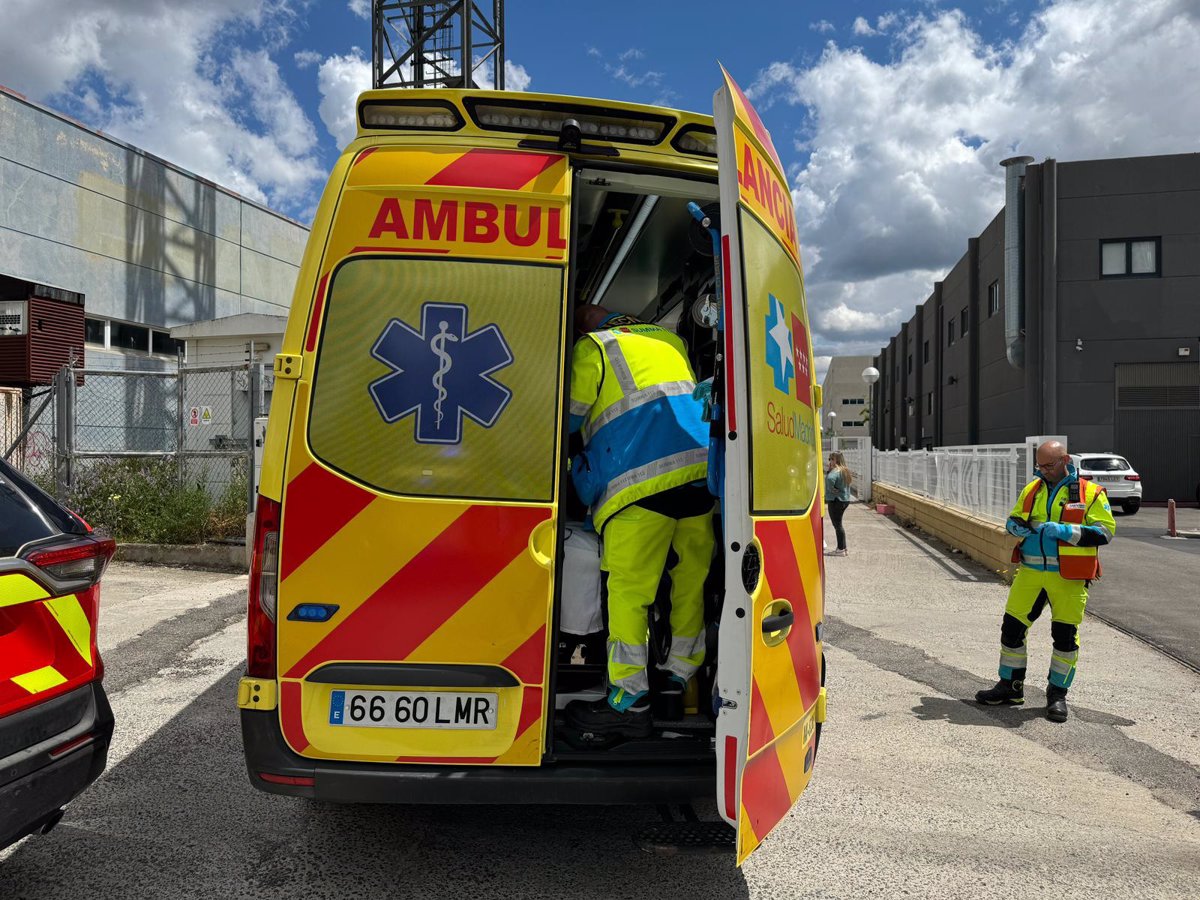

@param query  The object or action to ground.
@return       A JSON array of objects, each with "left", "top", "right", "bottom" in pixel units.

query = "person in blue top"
[
  {"left": 825, "top": 451, "right": 853, "bottom": 557},
  {"left": 975, "top": 440, "right": 1116, "bottom": 722}
]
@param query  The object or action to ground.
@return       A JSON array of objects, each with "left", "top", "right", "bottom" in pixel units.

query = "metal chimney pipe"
[{"left": 1000, "top": 156, "right": 1034, "bottom": 370}]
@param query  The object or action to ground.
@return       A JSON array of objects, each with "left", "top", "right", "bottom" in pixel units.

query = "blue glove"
[
  {"left": 1038, "top": 521, "right": 1074, "bottom": 542},
  {"left": 1008, "top": 519, "right": 1034, "bottom": 539}
]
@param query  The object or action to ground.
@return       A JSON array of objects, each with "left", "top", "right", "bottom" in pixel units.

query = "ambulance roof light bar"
[{"left": 464, "top": 97, "right": 675, "bottom": 145}]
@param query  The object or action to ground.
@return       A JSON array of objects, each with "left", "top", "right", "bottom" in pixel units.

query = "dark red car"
[{"left": 0, "top": 459, "right": 115, "bottom": 850}]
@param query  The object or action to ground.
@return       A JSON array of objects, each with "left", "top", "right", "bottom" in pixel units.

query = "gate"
[{"left": 1115, "top": 362, "right": 1200, "bottom": 502}]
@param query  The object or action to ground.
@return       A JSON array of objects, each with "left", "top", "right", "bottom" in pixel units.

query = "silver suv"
[{"left": 1071, "top": 453, "right": 1142, "bottom": 514}]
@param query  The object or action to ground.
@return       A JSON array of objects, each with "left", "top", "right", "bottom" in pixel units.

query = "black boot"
[
  {"left": 975, "top": 678, "right": 1024, "bottom": 706},
  {"left": 1046, "top": 685, "right": 1069, "bottom": 723},
  {"left": 564, "top": 697, "right": 652, "bottom": 740}
]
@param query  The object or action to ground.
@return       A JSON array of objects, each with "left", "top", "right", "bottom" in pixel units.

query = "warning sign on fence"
[{"left": 187, "top": 406, "right": 213, "bottom": 427}]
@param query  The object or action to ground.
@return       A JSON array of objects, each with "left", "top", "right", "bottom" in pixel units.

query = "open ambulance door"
[
  {"left": 712, "top": 67, "right": 827, "bottom": 865},
  {"left": 272, "top": 143, "right": 572, "bottom": 768}
]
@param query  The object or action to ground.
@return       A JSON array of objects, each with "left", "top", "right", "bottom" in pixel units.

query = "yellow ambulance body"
[{"left": 239, "top": 68, "right": 827, "bottom": 864}]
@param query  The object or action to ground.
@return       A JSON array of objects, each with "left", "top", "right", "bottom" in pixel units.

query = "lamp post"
[
  {"left": 827, "top": 410, "right": 837, "bottom": 444},
  {"left": 861, "top": 366, "right": 880, "bottom": 503}
]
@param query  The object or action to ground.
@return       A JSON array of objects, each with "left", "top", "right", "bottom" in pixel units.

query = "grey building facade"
[
  {"left": 0, "top": 86, "right": 309, "bottom": 374},
  {"left": 872, "top": 153, "right": 1200, "bottom": 503},
  {"left": 819, "top": 355, "right": 873, "bottom": 441}
]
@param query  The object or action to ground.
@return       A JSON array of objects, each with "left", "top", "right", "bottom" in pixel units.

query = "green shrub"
[{"left": 65, "top": 457, "right": 216, "bottom": 544}]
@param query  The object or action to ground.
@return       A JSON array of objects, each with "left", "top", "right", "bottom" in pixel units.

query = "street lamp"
[
  {"left": 860, "top": 366, "right": 880, "bottom": 503},
  {"left": 827, "top": 410, "right": 837, "bottom": 440}
]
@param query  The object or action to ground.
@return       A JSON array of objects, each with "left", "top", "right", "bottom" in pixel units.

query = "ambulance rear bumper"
[{"left": 241, "top": 708, "right": 712, "bottom": 805}]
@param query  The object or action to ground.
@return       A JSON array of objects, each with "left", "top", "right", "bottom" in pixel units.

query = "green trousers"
[
  {"left": 999, "top": 566, "right": 1087, "bottom": 689},
  {"left": 601, "top": 504, "right": 714, "bottom": 703}
]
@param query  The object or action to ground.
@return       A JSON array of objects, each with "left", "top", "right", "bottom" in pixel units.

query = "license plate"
[
  {"left": 329, "top": 690, "right": 498, "bottom": 730},
  {"left": 1097, "top": 475, "right": 1120, "bottom": 482}
]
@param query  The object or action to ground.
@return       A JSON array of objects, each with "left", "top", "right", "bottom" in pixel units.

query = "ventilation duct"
[{"left": 1000, "top": 156, "right": 1034, "bottom": 370}]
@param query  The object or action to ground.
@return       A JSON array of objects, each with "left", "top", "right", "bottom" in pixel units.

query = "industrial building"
[
  {"left": 0, "top": 85, "right": 308, "bottom": 384},
  {"left": 819, "top": 355, "right": 873, "bottom": 442},
  {"left": 871, "top": 152, "right": 1200, "bottom": 503}
]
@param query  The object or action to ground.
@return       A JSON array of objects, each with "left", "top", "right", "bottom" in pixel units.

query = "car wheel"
[{"left": 1122, "top": 500, "right": 1140, "bottom": 515}]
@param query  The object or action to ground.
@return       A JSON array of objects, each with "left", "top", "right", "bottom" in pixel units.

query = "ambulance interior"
[{"left": 554, "top": 166, "right": 724, "bottom": 757}]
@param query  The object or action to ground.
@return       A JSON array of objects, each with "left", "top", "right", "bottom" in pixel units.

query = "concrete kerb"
[
  {"left": 871, "top": 482, "right": 1017, "bottom": 583},
  {"left": 116, "top": 542, "right": 249, "bottom": 573}
]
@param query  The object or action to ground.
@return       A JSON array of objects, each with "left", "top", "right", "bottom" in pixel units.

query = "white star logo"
[{"left": 768, "top": 296, "right": 792, "bottom": 378}]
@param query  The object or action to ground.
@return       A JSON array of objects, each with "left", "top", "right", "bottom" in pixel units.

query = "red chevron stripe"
[
  {"left": 757, "top": 521, "right": 820, "bottom": 708},
  {"left": 280, "top": 463, "right": 376, "bottom": 582},
  {"left": 304, "top": 272, "right": 330, "bottom": 352},
  {"left": 728, "top": 75, "right": 783, "bottom": 174},
  {"left": 285, "top": 505, "right": 548, "bottom": 679},
  {"left": 425, "top": 149, "right": 560, "bottom": 191},
  {"left": 501, "top": 625, "right": 547, "bottom": 684},
  {"left": 280, "top": 681, "right": 310, "bottom": 753},
  {"left": 810, "top": 512, "right": 825, "bottom": 592},
  {"left": 740, "top": 744, "right": 791, "bottom": 844},
  {"left": 747, "top": 677, "right": 776, "bottom": 757}
]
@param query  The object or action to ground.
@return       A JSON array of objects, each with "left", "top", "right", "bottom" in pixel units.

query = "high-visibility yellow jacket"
[
  {"left": 568, "top": 318, "right": 708, "bottom": 532},
  {"left": 1006, "top": 472, "right": 1115, "bottom": 579}
]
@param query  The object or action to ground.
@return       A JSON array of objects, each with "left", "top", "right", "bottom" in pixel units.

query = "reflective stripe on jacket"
[
  {"left": 569, "top": 321, "right": 708, "bottom": 532},
  {"left": 1007, "top": 474, "right": 1115, "bottom": 578}
]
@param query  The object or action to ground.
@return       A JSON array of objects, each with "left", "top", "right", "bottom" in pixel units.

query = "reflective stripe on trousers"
[{"left": 602, "top": 503, "right": 714, "bottom": 697}]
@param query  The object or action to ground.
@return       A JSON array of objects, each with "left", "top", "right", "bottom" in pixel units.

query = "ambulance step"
[{"left": 635, "top": 821, "right": 736, "bottom": 855}]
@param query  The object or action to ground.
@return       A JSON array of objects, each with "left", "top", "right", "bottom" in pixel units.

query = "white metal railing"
[
  {"left": 865, "top": 436, "right": 1066, "bottom": 523},
  {"left": 829, "top": 435, "right": 1073, "bottom": 521}
]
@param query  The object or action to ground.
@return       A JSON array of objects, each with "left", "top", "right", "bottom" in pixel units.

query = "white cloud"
[
  {"left": 348, "top": 0, "right": 371, "bottom": 19},
  {"left": 294, "top": 49, "right": 324, "bottom": 69},
  {"left": 316, "top": 48, "right": 372, "bottom": 149},
  {"left": 0, "top": 0, "right": 323, "bottom": 214},
  {"left": 751, "top": 0, "right": 1200, "bottom": 352},
  {"left": 503, "top": 60, "right": 532, "bottom": 92},
  {"left": 852, "top": 17, "right": 877, "bottom": 36},
  {"left": 620, "top": 48, "right": 646, "bottom": 62},
  {"left": 810, "top": 20, "right": 835, "bottom": 34}
]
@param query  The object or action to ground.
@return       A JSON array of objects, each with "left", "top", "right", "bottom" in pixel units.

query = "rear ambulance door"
[
  {"left": 712, "top": 68, "right": 826, "bottom": 864},
  {"left": 275, "top": 141, "right": 571, "bottom": 766}
]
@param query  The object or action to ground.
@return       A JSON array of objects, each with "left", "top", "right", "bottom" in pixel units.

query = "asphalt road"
[
  {"left": 2, "top": 520, "right": 1199, "bottom": 899},
  {"left": 1087, "top": 505, "right": 1200, "bottom": 670}
]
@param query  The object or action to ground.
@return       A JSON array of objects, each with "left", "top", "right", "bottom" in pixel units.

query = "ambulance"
[{"left": 239, "top": 67, "right": 827, "bottom": 864}]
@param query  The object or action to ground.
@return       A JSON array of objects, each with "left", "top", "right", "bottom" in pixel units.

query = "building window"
[
  {"left": 947, "top": 318, "right": 956, "bottom": 345},
  {"left": 987, "top": 280, "right": 1000, "bottom": 317},
  {"left": 151, "top": 330, "right": 185, "bottom": 357},
  {"left": 84, "top": 317, "right": 106, "bottom": 346},
  {"left": 907, "top": 354, "right": 913, "bottom": 374},
  {"left": 922, "top": 339, "right": 929, "bottom": 363},
  {"left": 109, "top": 321, "right": 150, "bottom": 352},
  {"left": 926, "top": 392, "right": 933, "bottom": 415},
  {"left": 960, "top": 308, "right": 969, "bottom": 335},
  {"left": 1100, "top": 237, "right": 1160, "bottom": 277}
]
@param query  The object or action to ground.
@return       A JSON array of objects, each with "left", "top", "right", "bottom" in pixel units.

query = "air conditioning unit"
[{"left": 0, "top": 300, "right": 26, "bottom": 336}]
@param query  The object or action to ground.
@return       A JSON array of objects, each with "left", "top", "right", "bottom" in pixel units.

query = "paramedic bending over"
[{"left": 565, "top": 304, "right": 714, "bottom": 740}]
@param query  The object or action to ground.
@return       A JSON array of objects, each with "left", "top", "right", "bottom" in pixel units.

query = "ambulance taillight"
[{"left": 247, "top": 495, "right": 281, "bottom": 678}]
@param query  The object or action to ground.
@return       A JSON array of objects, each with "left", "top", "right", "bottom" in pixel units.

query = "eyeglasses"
[{"left": 1035, "top": 460, "right": 1064, "bottom": 471}]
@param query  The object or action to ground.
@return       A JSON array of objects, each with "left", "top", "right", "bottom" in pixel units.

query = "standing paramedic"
[
  {"left": 975, "top": 440, "right": 1116, "bottom": 722},
  {"left": 565, "top": 304, "right": 713, "bottom": 740}
]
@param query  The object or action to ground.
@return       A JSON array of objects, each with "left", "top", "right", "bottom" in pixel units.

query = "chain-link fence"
[{"left": 3, "top": 362, "right": 270, "bottom": 543}]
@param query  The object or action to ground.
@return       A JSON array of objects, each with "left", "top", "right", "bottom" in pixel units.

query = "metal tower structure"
[{"left": 373, "top": 1, "right": 505, "bottom": 90}]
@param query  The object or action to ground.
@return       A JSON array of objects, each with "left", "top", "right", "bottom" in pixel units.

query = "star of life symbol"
[
  {"left": 765, "top": 293, "right": 795, "bottom": 395},
  {"left": 369, "top": 302, "right": 514, "bottom": 444}
]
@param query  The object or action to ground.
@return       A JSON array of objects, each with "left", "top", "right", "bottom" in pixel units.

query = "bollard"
[{"left": 1167, "top": 499, "right": 1177, "bottom": 537}]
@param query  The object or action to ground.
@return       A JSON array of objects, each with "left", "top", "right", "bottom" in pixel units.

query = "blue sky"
[{"left": 2, "top": 1, "right": 1199, "bottom": 370}]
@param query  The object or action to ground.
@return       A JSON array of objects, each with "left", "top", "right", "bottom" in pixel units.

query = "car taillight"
[
  {"left": 25, "top": 537, "right": 116, "bottom": 585},
  {"left": 247, "top": 495, "right": 281, "bottom": 678},
  {"left": 1124, "top": 475, "right": 1141, "bottom": 481}
]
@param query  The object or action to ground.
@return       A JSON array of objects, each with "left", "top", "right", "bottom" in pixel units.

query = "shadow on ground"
[
  {"left": 0, "top": 669, "right": 749, "bottom": 900},
  {"left": 911, "top": 695, "right": 1135, "bottom": 729}
]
